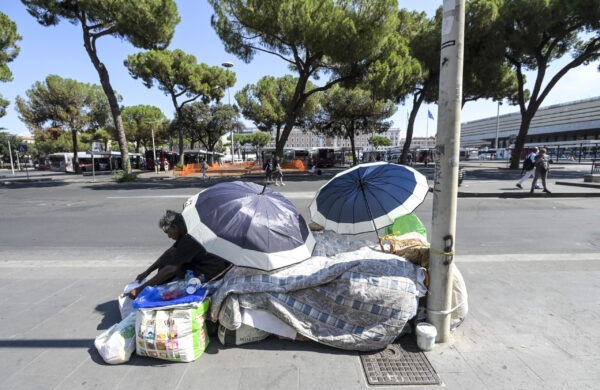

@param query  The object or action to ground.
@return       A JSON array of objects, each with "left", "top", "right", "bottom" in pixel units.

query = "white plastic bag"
[
  {"left": 94, "top": 312, "right": 137, "bottom": 364},
  {"left": 451, "top": 265, "right": 469, "bottom": 330},
  {"left": 119, "top": 280, "right": 145, "bottom": 320},
  {"left": 118, "top": 295, "right": 134, "bottom": 320}
]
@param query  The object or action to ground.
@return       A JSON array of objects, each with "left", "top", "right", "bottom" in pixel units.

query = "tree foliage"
[
  {"left": 15, "top": 75, "right": 111, "bottom": 172},
  {"left": 209, "top": 0, "right": 400, "bottom": 158},
  {"left": 312, "top": 85, "right": 395, "bottom": 165},
  {"left": 0, "top": 131, "right": 22, "bottom": 164},
  {"left": 0, "top": 11, "right": 22, "bottom": 118},
  {"left": 389, "top": 2, "right": 520, "bottom": 164},
  {"left": 121, "top": 105, "right": 167, "bottom": 153},
  {"left": 125, "top": 49, "right": 236, "bottom": 164},
  {"left": 177, "top": 101, "right": 243, "bottom": 163},
  {"left": 21, "top": 0, "right": 180, "bottom": 172},
  {"left": 498, "top": 0, "right": 600, "bottom": 168},
  {"left": 238, "top": 131, "right": 272, "bottom": 160},
  {"left": 369, "top": 135, "right": 392, "bottom": 148},
  {"left": 236, "top": 75, "right": 319, "bottom": 146}
]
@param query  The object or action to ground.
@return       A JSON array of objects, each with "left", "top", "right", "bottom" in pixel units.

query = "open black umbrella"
[{"left": 182, "top": 181, "right": 315, "bottom": 271}]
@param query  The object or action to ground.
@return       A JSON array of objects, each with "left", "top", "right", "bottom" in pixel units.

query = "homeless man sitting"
[{"left": 127, "top": 210, "right": 231, "bottom": 299}]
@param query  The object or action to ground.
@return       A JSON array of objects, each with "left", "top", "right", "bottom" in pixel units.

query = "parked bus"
[
  {"left": 414, "top": 148, "right": 435, "bottom": 164},
  {"left": 182, "top": 149, "right": 224, "bottom": 165},
  {"left": 459, "top": 148, "right": 479, "bottom": 161},
  {"left": 334, "top": 147, "right": 360, "bottom": 166},
  {"left": 145, "top": 150, "right": 179, "bottom": 171},
  {"left": 361, "top": 149, "right": 388, "bottom": 163},
  {"left": 261, "top": 148, "right": 310, "bottom": 164},
  {"left": 48, "top": 151, "right": 143, "bottom": 172},
  {"left": 48, "top": 152, "right": 92, "bottom": 173},
  {"left": 309, "top": 147, "right": 335, "bottom": 167}
]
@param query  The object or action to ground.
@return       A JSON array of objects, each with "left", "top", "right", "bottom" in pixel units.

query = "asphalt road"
[{"left": 1, "top": 169, "right": 599, "bottom": 263}]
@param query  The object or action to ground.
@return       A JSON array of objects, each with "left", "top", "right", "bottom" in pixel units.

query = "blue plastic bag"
[{"left": 132, "top": 281, "right": 207, "bottom": 309}]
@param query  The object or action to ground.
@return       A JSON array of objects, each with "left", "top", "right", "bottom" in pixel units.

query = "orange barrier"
[
  {"left": 282, "top": 160, "right": 306, "bottom": 171},
  {"left": 175, "top": 159, "right": 307, "bottom": 177}
]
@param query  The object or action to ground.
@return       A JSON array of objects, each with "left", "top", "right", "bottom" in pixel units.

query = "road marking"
[
  {"left": 2, "top": 252, "right": 598, "bottom": 268},
  {"left": 107, "top": 191, "right": 317, "bottom": 200},
  {"left": 107, "top": 195, "right": 194, "bottom": 199},
  {"left": 456, "top": 253, "right": 600, "bottom": 263}
]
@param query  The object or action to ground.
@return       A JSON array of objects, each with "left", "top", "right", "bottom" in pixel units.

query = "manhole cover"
[{"left": 360, "top": 336, "right": 441, "bottom": 386}]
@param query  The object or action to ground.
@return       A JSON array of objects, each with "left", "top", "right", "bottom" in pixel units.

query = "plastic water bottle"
[
  {"left": 186, "top": 277, "right": 202, "bottom": 294},
  {"left": 184, "top": 269, "right": 202, "bottom": 294}
]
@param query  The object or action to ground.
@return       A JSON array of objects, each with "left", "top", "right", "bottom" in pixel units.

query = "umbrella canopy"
[
  {"left": 182, "top": 181, "right": 315, "bottom": 271},
  {"left": 309, "top": 162, "right": 429, "bottom": 235}
]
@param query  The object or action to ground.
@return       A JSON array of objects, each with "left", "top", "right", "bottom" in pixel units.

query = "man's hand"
[{"left": 135, "top": 272, "right": 148, "bottom": 282}]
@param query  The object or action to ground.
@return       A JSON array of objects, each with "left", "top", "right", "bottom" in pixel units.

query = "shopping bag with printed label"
[{"left": 135, "top": 299, "right": 210, "bottom": 362}]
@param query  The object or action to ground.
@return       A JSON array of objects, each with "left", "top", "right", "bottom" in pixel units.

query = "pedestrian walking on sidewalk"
[
  {"left": 516, "top": 147, "right": 538, "bottom": 189},
  {"left": 201, "top": 159, "right": 209, "bottom": 180},
  {"left": 264, "top": 159, "right": 273, "bottom": 183},
  {"left": 530, "top": 148, "right": 551, "bottom": 194},
  {"left": 273, "top": 162, "right": 285, "bottom": 186}
]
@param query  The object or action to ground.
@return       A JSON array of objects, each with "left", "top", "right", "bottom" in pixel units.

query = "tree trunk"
[
  {"left": 348, "top": 122, "right": 358, "bottom": 166},
  {"left": 510, "top": 109, "right": 535, "bottom": 169},
  {"left": 277, "top": 74, "right": 310, "bottom": 158},
  {"left": 80, "top": 25, "right": 130, "bottom": 173},
  {"left": 71, "top": 128, "right": 81, "bottom": 174},
  {"left": 401, "top": 92, "right": 426, "bottom": 164}
]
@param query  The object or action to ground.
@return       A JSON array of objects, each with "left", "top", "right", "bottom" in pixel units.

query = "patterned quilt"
[{"left": 210, "top": 246, "right": 426, "bottom": 351}]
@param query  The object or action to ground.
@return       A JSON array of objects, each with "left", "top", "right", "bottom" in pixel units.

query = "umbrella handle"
[{"left": 358, "top": 179, "right": 384, "bottom": 251}]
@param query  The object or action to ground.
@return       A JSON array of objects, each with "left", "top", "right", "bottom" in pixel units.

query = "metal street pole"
[
  {"left": 222, "top": 61, "right": 234, "bottom": 163},
  {"left": 7, "top": 140, "right": 15, "bottom": 175},
  {"left": 427, "top": 0, "right": 465, "bottom": 343},
  {"left": 151, "top": 123, "right": 158, "bottom": 174},
  {"left": 495, "top": 101, "right": 502, "bottom": 149}
]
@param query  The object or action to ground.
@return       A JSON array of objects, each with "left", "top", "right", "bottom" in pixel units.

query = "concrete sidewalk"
[{"left": 1, "top": 252, "right": 598, "bottom": 389}]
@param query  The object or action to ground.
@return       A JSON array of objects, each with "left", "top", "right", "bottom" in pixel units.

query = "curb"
[{"left": 457, "top": 191, "right": 600, "bottom": 198}]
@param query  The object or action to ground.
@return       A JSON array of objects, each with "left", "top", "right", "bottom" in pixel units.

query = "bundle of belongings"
[
  {"left": 211, "top": 244, "right": 427, "bottom": 351},
  {"left": 95, "top": 276, "right": 211, "bottom": 364},
  {"left": 95, "top": 214, "right": 468, "bottom": 363},
  {"left": 379, "top": 213, "right": 469, "bottom": 330}
]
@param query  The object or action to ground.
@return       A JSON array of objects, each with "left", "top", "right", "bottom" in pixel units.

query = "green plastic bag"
[{"left": 385, "top": 213, "right": 427, "bottom": 239}]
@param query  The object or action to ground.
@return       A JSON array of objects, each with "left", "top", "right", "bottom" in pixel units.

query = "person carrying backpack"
[
  {"left": 516, "top": 147, "right": 538, "bottom": 189},
  {"left": 531, "top": 148, "right": 551, "bottom": 194}
]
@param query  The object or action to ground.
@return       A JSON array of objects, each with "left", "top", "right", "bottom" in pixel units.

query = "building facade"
[{"left": 460, "top": 96, "right": 600, "bottom": 148}]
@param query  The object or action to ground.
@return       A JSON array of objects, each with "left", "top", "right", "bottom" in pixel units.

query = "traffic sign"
[{"left": 18, "top": 144, "right": 27, "bottom": 153}]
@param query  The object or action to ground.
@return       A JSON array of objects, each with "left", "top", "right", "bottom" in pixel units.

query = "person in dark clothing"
[
  {"left": 127, "top": 210, "right": 231, "bottom": 299},
  {"left": 530, "top": 148, "right": 552, "bottom": 194}
]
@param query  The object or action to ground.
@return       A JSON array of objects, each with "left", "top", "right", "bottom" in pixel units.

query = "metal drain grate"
[{"left": 360, "top": 336, "right": 441, "bottom": 386}]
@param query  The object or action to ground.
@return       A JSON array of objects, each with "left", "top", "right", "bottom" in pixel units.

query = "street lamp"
[
  {"left": 495, "top": 101, "right": 502, "bottom": 150},
  {"left": 146, "top": 121, "right": 159, "bottom": 174},
  {"left": 222, "top": 61, "right": 234, "bottom": 163}
]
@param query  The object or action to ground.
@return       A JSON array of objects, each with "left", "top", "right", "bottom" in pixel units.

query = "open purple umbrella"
[{"left": 182, "top": 181, "right": 315, "bottom": 271}]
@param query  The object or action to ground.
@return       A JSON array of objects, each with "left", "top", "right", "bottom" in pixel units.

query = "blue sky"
[{"left": 1, "top": 0, "right": 599, "bottom": 138}]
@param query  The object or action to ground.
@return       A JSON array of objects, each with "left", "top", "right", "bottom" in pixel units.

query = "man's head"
[{"left": 159, "top": 210, "right": 187, "bottom": 239}]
